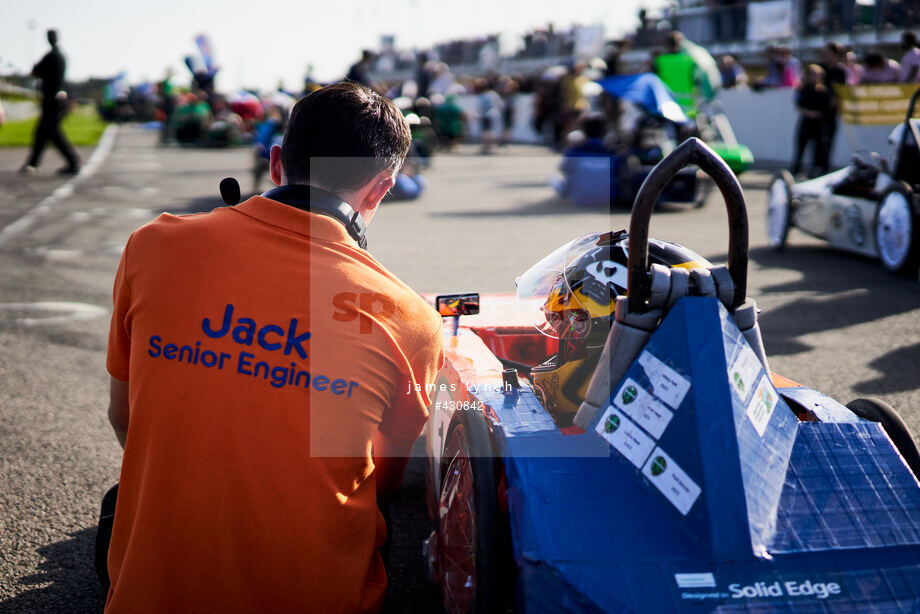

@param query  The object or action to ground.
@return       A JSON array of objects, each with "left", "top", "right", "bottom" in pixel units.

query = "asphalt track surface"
[{"left": 0, "top": 126, "right": 918, "bottom": 613}]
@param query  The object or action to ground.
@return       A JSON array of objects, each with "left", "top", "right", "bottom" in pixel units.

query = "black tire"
[
  {"left": 437, "top": 410, "right": 508, "bottom": 614},
  {"left": 874, "top": 183, "right": 920, "bottom": 276},
  {"left": 846, "top": 397, "right": 920, "bottom": 480},
  {"left": 767, "top": 170, "right": 795, "bottom": 250}
]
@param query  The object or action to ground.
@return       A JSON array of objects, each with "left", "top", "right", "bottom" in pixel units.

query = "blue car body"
[{"left": 451, "top": 297, "right": 920, "bottom": 612}]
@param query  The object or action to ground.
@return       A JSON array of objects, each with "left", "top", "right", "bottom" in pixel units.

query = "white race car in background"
[{"left": 767, "top": 87, "right": 920, "bottom": 277}]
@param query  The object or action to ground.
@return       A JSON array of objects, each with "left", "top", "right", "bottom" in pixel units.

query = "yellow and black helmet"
[{"left": 516, "top": 231, "right": 709, "bottom": 424}]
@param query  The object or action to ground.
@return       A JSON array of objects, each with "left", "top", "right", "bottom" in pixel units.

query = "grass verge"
[{"left": 0, "top": 105, "right": 107, "bottom": 147}]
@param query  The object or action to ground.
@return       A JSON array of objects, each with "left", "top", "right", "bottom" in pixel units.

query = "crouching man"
[{"left": 103, "top": 82, "right": 443, "bottom": 613}]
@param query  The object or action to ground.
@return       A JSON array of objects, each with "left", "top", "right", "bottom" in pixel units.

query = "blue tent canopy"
[{"left": 596, "top": 73, "right": 690, "bottom": 125}]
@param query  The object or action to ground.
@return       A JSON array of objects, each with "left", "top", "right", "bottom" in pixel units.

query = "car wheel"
[
  {"left": 875, "top": 183, "right": 920, "bottom": 276},
  {"left": 767, "top": 171, "right": 795, "bottom": 249},
  {"left": 437, "top": 410, "right": 506, "bottom": 614},
  {"left": 846, "top": 397, "right": 920, "bottom": 480}
]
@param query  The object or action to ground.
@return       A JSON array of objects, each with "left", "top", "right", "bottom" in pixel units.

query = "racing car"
[
  {"left": 767, "top": 86, "right": 920, "bottom": 276},
  {"left": 423, "top": 138, "right": 920, "bottom": 613}
]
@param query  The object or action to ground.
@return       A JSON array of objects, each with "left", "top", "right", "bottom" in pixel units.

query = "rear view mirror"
[{"left": 436, "top": 293, "right": 480, "bottom": 317}]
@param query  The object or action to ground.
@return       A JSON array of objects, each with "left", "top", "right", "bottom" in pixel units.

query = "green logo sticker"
[
  {"left": 733, "top": 371, "right": 743, "bottom": 391},
  {"left": 621, "top": 385, "right": 638, "bottom": 404},
  {"left": 604, "top": 414, "right": 621, "bottom": 433},
  {"left": 651, "top": 456, "right": 667, "bottom": 476}
]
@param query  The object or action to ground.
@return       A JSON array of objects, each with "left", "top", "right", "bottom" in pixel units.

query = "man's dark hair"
[
  {"left": 904, "top": 31, "right": 918, "bottom": 49},
  {"left": 866, "top": 51, "right": 884, "bottom": 68},
  {"left": 665, "top": 31, "right": 682, "bottom": 53},
  {"left": 47, "top": 30, "right": 58, "bottom": 46},
  {"left": 581, "top": 113, "right": 606, "bottom": 139},
  {"left": 281, "top": 81, "right": 411, "bottom": 194}
]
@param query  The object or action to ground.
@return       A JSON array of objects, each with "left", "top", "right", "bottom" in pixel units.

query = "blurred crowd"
[
  {"left": 741, "top": 32, "right": 920, "bottom": 90},
  {"left": 742, "top": 32, "right": 920, "bottom": 178},
  {"left": 77, "top": 21, "right": 920, "bottom": 186}
]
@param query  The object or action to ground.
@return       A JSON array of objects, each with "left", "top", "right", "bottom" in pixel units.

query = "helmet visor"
[{"left": 515, "top": 233, "right": 605, "bottom": 338}]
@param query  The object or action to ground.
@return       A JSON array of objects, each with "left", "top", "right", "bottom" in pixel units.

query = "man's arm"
[
  {"left": 31, "top": 53, "right": 50, "bottom": 79},
  {"left": 375, "top": 317, "right": 445, "bottom": 500},
  {"left": 109, "top": 376, "right": 130, "bottom": 449},
  {"left": 372, "top": 430, "right": 414, "bottom": 501}
]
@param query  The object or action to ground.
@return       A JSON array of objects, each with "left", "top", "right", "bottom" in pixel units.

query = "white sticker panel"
[
  {"left": 746, "top": 375, "right": 779, "bottom": 437},
  {"left": 642, "top": 448, "right": 702, "bottom": 515},
  {"left": 596, "top": 406, "right": 656, "bottom": 468},
  {"left": 728, "top": 343, "right": 763, "bottom": 402},
  {"left": 629, "top": 395, "right": 674, "bottom": 439},
  {"left": 638, "top": 351, "right": 691, "bottom": 409},
  {"left": 613, "top": 377, "right": 674, "bottom": 439}
]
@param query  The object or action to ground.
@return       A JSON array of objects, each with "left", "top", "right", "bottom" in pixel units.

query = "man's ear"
[
  {"left": 269, "top": 145, "right": 284, "bottom": 186},
  {"left": 362, "top": 173, "right": 397, "bottom": 212}
]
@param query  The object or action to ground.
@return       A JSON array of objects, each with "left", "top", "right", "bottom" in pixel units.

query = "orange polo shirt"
[{"left": 105, "top": 196, "right": 443, "bottom": 613}]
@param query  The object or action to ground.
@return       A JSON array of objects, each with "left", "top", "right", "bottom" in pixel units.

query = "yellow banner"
[{"left": 835, "top": 84, "right": 920, "bottom": 125}]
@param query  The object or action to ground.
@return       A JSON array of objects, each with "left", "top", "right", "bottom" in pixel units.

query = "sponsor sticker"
[
  {"left": 727, "top": 579, "right": 843, "bottom": 601},
  {"left": 638, "top": 351, "right": 691, "bottom": 409},
  {"left": 675, "top": 573, "right": 717, "bottom": 589},
  {"left": 746, "top": 375, "right": 779, "bottom": 437},
  {"left": 613, "top": 377, "right": 674, "bottom": 438},
  {"left": 596, "top": 406, "right": 656, "bottom": 468},
  {"left": 678, "top": 577, "right": 845, "bottom": 602},
  {"left": 727, "top": 344, "right": 763, "bottom": 402},
  {"left": 642, "top": 448, "right": 701, "bottom": 515}
]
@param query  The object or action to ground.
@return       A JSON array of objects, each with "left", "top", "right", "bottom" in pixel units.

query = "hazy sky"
[{"left": 2, "top": 0, "right": 664, "bottom": 92}]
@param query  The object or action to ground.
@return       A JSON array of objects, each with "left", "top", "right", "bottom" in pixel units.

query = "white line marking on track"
[
  {"left": 0, "top": 124, "right": 120, "bottom": 247},
  {"left": 0, "top": 301, "right": 108, "bottom": 326}
]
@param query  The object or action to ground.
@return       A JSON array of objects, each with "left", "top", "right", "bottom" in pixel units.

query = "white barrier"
[
  {"left": 456, "top": 93, "right": 543, "bottom": 143},
  {"left": 453, "top": 88, "right": 899, "bottom": 169},
  {"left": 717, "top": 87, "right": 898, "bottom": 169},
  {"left": 2, "top": 100, "right": 38, "bottom": 122}
]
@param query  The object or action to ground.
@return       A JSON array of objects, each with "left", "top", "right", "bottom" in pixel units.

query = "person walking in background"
[
  {"left": 415, "top": 52, "right": 431, "bottom": 99},
  {"left": 900, "top": 32, "right": 920, "bottom": 82},
  {"left": 604, "top": 39, "right": 631, "bottom": 77},
  {"left": 820, "top": 42, "right": 847, "bottom": 172},
  {"left": 158, "top": 68, "right": 177, "bottom": 144},
  {"left": 434, "top": 93, "right": 467, "bottom": 149},
  {"left": 474, "top": 78, "right": 503, "bottom": 154},
  {"left": 654, "top": 32, "right": 698, "bottom": 114},
  {"left": 718, "top": 55, "right": 747, "bottom": 89},
  {"left": 778, "top": 46, "right": 802, "bottom": 87},
  {"left": 792, "top": 64, "right": 832, "bottom": 178},
  {"left": 499, "top": 76, "right": 519, "bottom": 146},
  {"left": 20, "top": 29, "right": 79, "bottom": 175},
  {"left": 559, "top": 62, "right": 590, "bottom": 142}
]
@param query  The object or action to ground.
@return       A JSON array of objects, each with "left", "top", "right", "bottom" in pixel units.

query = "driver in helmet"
[{"left": 519, "top": 231, "right": 709, "bottom": 425}]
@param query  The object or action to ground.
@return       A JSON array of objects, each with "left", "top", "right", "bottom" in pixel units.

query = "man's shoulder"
[
  {"left": 127, "top": 209, "right": 233, "bottom": 253},
  {"left": 348, "top": 263, "right": 442, "bottom": 346},
  {"left": 359, "top": 264, "right": 438, "bottom": 319}
]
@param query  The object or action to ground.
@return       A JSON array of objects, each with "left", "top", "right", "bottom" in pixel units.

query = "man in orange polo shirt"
[{"left": 104, "top": 82, "right": 443, "bottom": 613}]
